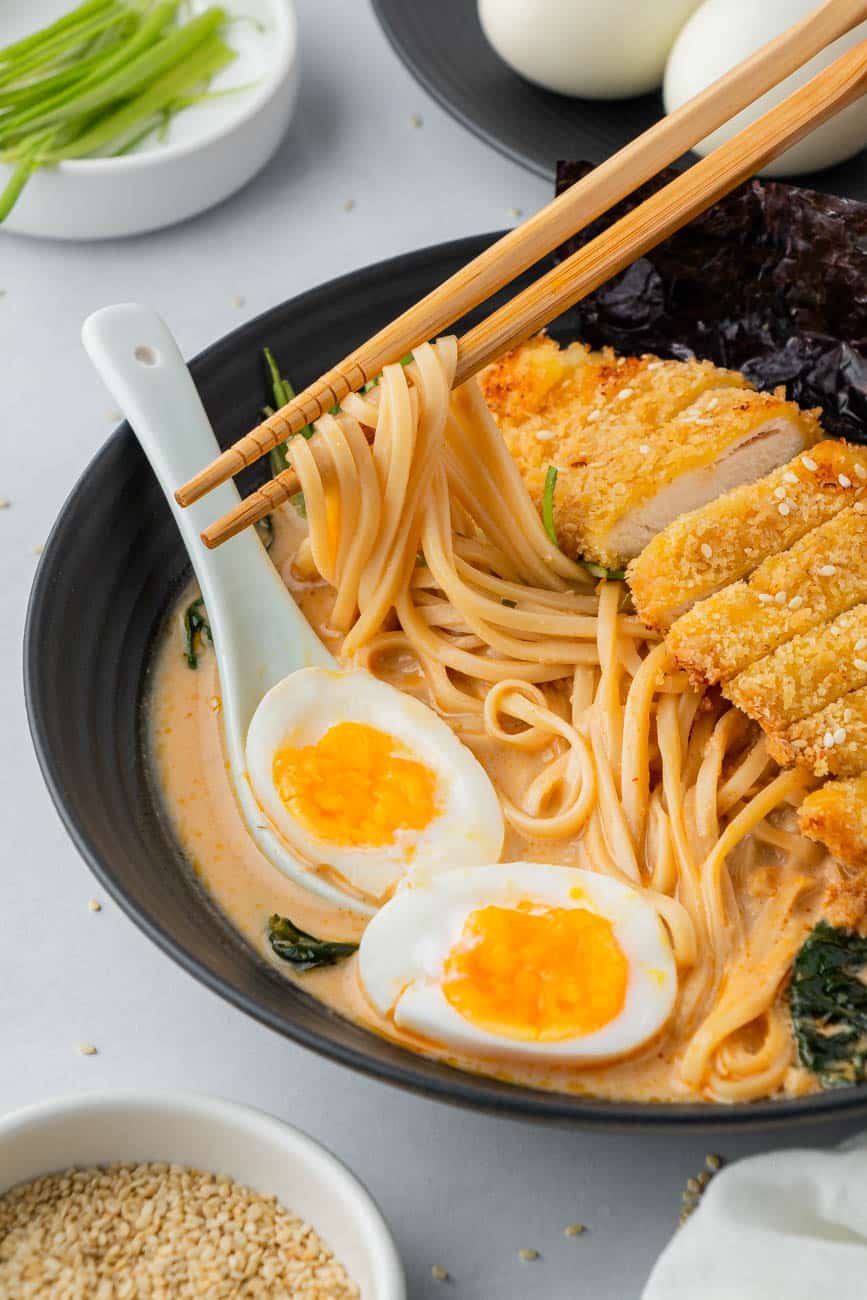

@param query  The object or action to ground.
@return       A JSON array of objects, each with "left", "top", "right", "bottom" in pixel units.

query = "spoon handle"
[{"left": 82, "top": 304, "right": 334, "bottom": 755}]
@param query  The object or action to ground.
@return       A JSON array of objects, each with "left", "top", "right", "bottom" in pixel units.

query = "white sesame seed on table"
[{"left": 1, "top": 5, "right": 865, "bottom": 1300}]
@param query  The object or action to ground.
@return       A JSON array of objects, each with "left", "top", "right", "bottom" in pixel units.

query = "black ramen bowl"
[{"left": 25, "top": 235, "right": 867, "bottom": 1129}]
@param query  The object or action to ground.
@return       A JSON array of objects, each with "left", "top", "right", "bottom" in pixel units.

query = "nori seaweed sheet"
[{"left": 553, "top": 162, "right": 867, "bottom": 443}]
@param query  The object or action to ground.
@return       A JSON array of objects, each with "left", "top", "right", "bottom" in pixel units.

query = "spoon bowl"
[{"left": 81, "top": 304, "right": 377, "bottom": 914}]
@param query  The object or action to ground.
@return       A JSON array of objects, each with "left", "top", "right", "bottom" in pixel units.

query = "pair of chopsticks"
[{"left": 181, "top": 0, "right": 867, "bottom": 549}]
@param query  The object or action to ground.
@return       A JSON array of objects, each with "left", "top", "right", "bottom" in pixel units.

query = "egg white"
[
  {"left": 245, "top": 668, "right": 505, "bottom": 901},
  {"left": 359, "top": 862, "right": 677, "bottom": 1065}
]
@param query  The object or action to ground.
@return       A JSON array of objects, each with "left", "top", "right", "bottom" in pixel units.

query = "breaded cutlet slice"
[
  {"left": 768, "top": 687, "right": 867, "bottom": 778},
  {"left": 726, "top": 604, "right": 867, "bottom": 732},
  {"left": 629, "top": 440, "right": 864, "bottom": 632},
  {"left": 480, "top": 336, "right": 753, "bottom": 568},
  {"left": 799, "top": 776, "right": 867, "bottom": 870},
  {"left": 666, "top": 502, "right": 867, "bottom": 686}
]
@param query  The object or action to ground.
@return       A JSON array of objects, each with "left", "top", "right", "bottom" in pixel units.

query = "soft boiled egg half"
[
  {"left": 359, "top": 862, "right": 677, "bottom": 1064},
  {"left": 245, "top": 667, "right": 505, "bottom": 904}
]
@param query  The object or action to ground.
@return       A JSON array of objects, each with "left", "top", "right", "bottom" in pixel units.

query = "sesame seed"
[
  {"left": 518, "top": 1248, "right": 539, "bottom": 1262},
  {"left": 696, "top": 1171, "right": 711, "bottom": 1187},
  {"left": 845, "top": 708, "right": 854, "bottom": 722},
  {"left": 686, "top": 1178, "right": 701, "bottom": 1195},
  {"left": 792, "top": 738, "right": 808, "bottom": 750},
  {"left": 77, "top": 1043, "right": 98, "bottom": 1056},
  {"left": 639, "top": 443, "right": 651, "bottom": 454},
  {"left": 788, "top": 595, "right": 804, "bottom": 609},
  {"left": 431, "top": 1265, "right": 449, "bottom": 1281},
  {"left": 587, "top": 409, "right": 601, "bottom": 422},
  {"left": 774, "top": 486, "right": 787, "bottom": 499},
  {"left": 778, "top": 502, "right": 791, "bottom": 516},
  {"left": 410, "top": 113, "right": 423, "bottom": 128},
  {"left": 834, "top": 727, "right": 848, "bottom": 746},
  {"left": 230, "top": 294, "right": 245, "bottom": 309},
  {"left": 855, "top": 659, "right": 867, "bottom": 673},
  {"left": 700, "top": 543, "right": 713, "bottom": 560},
  {"left": 87, "top": 899, "right": 101, "bottom": 913},
  {"left": 535, "top": 428, "right": 556, "bottom": 441},
  {"left": 33, "top": 543, "right": 44, "bottom": 555},
  {"left": 342, "top": 199, "right": 355, "bottom": 211},
  {"left": 0, "top": 499, "right": 10, "bottom": 508},
  {"left": 106, "top": 408, "right": 122, "bottom": 422},
  {"left": 774, "top": 591, "right": 787, "bottom": 605},
  {"left": 824, "top": 731, "right": 836, "bottom": 749},
  {"left": 856, "top": 501, "right": 867, "bottom": 513},
  {"left": 564, "top": 1223, "right": 586, "bottom": 1237},
  {"left": 509, "top": 207, "right": 523, "bottom": 220},
  {"left": 801, "top": 456, "right": 818, "bottom": 471},
  {"left": 818, "top": 564, "right": 837, "bottom": 577},
  {"left": 839, "top": 474, "right": 852, "bottom": 488},
  {"left": 705, "top": 1154, "right": 722, "bottom": 1172},
  {"left": 0, "top": 1163, "right": 358, "bottom": 1296},
  {"left": 857, "top": 638, "right": 867, "bottom": 652},
  {"left": 617, "top": 388, "right": 634, "bottom": 400},
  {"left": 856, "top": 464, "right": 867, "bottom": 480},
  {"left": 758, "top": 592, "right": 773, "bottom": 604},
  {"left": 783, "top": 471, "right": 798, "bottom": 484}
]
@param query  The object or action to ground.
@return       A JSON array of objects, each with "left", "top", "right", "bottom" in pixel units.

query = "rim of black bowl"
[{"left": 24, "top": 233, "right": 867, "bottom": 1130}]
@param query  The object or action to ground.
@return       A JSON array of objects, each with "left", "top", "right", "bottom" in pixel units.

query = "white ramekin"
[
  {"left": 1, "top": 0, "right": 299, "bottom": 240},
  {"left": 0, "top": 1091, "right": 406, "bottom": 1300}
]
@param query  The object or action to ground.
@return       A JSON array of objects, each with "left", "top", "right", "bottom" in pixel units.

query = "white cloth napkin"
[{"left": 642, "top": 1133, "right": 867, "bottom": 1299}]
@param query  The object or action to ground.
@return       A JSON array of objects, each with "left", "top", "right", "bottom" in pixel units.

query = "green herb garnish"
[
  {"left": 790, "top": 921, "right": 867, "bottom": 1088},
  {"left": 0, "top": 3, "right": 239, "bottom": 222},
  {"left": 182, "top": 596, "right": 211, "bottom": 669},
  {"left": 267, "top": 914, "right": 358, "bottom": 972},
  {"left": 581, "top": 561, "right": 627, "bottom": 582},
  {"left": 542, "top": 465, "right": 559, "bottom": 548},
  {"left": 263, "top": 347, "right": 313, "bottom": 479}
]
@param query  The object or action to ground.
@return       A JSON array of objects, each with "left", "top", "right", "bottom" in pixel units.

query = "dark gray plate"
[
  {"left": 372, "top": 0, "right": 867, "bottom": 199},
  {"left": 24, "top": 234, "right": 867, "bottom": 1128}
]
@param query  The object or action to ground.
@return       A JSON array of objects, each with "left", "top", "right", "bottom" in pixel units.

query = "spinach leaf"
[
  {"left": 790, "top": 921, "right": 867, "bottom": 1087},
  {"left": 267, "top": 913, "right": 358, "bottom": 972},
  {"left": 182, "top": 596, "right": 211, "bottom": 669}
]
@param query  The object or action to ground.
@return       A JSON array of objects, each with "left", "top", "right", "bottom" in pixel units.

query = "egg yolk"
[
  {"left": 272, "top": 721, "right": 439, "bottom": 848},
  {"left": 442, "top": 904, "right": 628, "bottom": 1041}
]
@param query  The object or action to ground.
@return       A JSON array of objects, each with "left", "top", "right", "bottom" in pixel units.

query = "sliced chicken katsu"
[
  {"left": 629, "top": 440, "right": 863, "bottom": 632},
  {"left": 768, "top": 687, "right": 867, "bottom": 778},
  {"left": 478, "top": 335, "right": 815, "bottom": 569},
  {"left": 666, "top": 502, "right": 867, "bottom": 686},
  {"left": 799, "top": 776, "right": 867, "bottom": 871},
  {"left": 726, "top": 604, "right": 867, "bottom": 733}
]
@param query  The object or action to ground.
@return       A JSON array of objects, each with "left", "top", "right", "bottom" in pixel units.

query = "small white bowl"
[
  {"left": 0, "top": 1090, "right": 406, "bottom": 1300},
  {"left": 1, "top": 0, "right": 298, "bottom": 240}
]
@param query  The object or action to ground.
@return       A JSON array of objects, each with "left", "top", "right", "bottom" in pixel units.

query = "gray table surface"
[{"left": 2, "top": 3, "right": 863, "bottom": 1297}]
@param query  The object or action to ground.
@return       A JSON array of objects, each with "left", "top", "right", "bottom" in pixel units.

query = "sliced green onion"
[
  {"left": 263, "top": 347, "right": 313, "bottom": 478},
  {"left": 581, "top": 561, "right": 627, "bottom": 581},
  {"left": 0, "top": 3, "right": 239, "bottom": 221},
  {"left": 542, "top": 465, "right": 559, "bottom": 548}
]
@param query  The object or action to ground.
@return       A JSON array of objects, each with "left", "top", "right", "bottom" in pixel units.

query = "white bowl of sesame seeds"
[{"left": 0, "top": 1090, "right": 405, "bottom": 1298}]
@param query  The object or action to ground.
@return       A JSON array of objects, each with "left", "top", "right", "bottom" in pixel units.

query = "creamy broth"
[{"left": 148, "top": 507, "right": 830, "bottom": 1104}]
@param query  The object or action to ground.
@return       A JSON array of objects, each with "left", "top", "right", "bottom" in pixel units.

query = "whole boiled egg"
[
  {"left": 359, "top": 862, "right": 677, "bottom": 1064},
  {"left": 478, "top": 0, "right": 702, "bottom": 100},
  {"left": 246, "top": 667, "right": 504, "bottom": 903},
  {"left": 664, "top": 0, "right": 867, "bottom": 176}
]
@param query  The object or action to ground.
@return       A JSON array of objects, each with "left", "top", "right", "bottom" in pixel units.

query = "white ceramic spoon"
[{"left": 82, "top": 303, "right": 375, "bottom": 917}]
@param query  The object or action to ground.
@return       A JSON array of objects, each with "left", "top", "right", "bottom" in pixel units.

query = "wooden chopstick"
[
  {"left": 178, "top": 0, "right": 866, "bottom": 512},
  {"left": 202, "top": 38, "right": 867, "bottom": 550}
]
